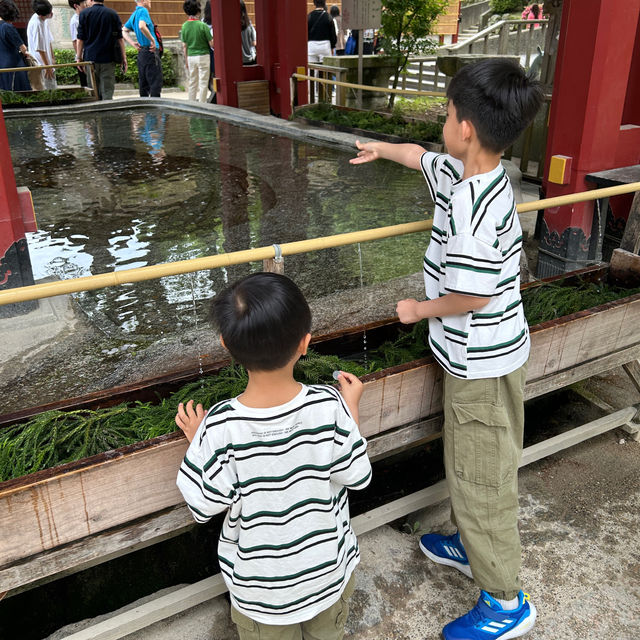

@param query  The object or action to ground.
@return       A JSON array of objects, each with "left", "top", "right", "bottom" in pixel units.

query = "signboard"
[
  {"left": 435, "top": 0, "right": 461, "bottom": 36},
  {"left": 342, "top": 0, "right": 382, "bottom": 31}
]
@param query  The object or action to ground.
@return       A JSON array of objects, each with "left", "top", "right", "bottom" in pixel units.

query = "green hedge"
[
  {"left": 53, "top": 47, "right": 176, "bottom": 88},
  {"left": 295, "top": 103, "right": 444, "bottom": 144},
  {"left": 489, "top": 0, "right": 524, "bottom": 14}
]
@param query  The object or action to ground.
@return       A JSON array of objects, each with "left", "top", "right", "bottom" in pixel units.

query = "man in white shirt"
[{"left": 27, "top": 0, "right": 56, "bottom": 90}]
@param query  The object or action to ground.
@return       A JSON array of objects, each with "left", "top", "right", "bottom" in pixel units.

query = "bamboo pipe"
[
  {"left": 0, "top": 62, "right": 93, "bottom": 74},
  {"left": 1, "top": 182, "right": 639, "bottom": 307},
  {"left": 0, "top": 221, "right": 432, "bottom": 306},
  {"left": 292, "top": 73, "right": 446, "bottom": 97}
]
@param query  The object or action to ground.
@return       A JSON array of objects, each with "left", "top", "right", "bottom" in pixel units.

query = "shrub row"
[{"left": 54, "top": 47, "right": 177, "bottom": 88}]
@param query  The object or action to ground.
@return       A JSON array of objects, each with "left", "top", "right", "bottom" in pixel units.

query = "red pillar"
[
  {"left": 0, "top": 105, "right": 37, "bottom": 316},
  {"left": 538, "top": 0, "right": 640, "bottom": 276},
  {"left": 211, "top": 0, "right": 245, "bottom": 108},
  {"left": 212, "top": 0, "right": 307, "bottom": 117}
]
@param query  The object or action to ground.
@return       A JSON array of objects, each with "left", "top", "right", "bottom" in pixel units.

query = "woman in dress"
[{"left": 0, "top": 0, "right": 32, "bottom": 91}]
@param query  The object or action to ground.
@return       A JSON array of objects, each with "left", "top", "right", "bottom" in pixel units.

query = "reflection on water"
[{"left": 8, "top": 109, "right": 432, "bottom": 336}]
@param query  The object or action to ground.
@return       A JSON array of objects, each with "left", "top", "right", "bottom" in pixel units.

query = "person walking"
[
  {"left": 68, "top": 0, "right": 92, "bottom": 88},
  {"left": 27, "top": 0, "right": 55, "bottom": 89},
  {"left": 180, "top": 0, "right": 212, "bottom": 102},
  {"left": 123, "top": 0, "right": 162, "bottom": 97},
  {"left": 77, "top": 0, "right": 127, "bottom": 100}
]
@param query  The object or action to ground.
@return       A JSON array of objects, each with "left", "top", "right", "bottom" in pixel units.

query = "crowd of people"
[
  {"left": 307, "top": 0, "right": 377, "bottom": 65},
  {"left": 0, "top": 0, "right": 257, "bottom": 103}
]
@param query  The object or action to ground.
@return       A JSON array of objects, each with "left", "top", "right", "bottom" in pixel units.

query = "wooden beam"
[{"left": 1, "top": 506, "right": 194, "bottom": 596}]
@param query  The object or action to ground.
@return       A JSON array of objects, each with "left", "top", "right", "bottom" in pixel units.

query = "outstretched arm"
[{"left": 350, "top": 139, "right": 425, "bottom": 171}]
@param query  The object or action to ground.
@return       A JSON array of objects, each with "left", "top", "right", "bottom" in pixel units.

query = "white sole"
[
  {"left": 497, "top": 601, "right": 537, "bottom": 639},
  {"left": 419, "top": 540, "right": 473, "bottom": 579}
]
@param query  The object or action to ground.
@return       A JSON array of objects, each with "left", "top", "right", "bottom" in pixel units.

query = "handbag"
[
  {"left": 23, "top": 53, "right": 44, "bottom": 91},
  {"left": 345, "top": 34, "right": 356, "bottom": 55}
]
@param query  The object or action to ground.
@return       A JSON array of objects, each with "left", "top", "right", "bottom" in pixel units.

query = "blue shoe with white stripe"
[
  {"left": 442, "top": 590, "right": 537, "bottom": 640},
  {"left": 419, "top": 531, "right": 473, "bottom": 579}
]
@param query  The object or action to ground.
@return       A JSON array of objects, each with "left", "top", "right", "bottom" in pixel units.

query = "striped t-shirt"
[
  {"left": 176, "top": 383, "right": 372, "bottom": 624},
  {"left": 420, "top": 152, "right": 530, "bottom": 379}
]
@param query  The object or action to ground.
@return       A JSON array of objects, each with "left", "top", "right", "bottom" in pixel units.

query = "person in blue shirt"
[{"left": 123, "top": 0, "right": 161, "bottom": 97}]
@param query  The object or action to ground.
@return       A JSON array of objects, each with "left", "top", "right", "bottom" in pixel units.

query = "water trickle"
[
  {"left": 357, "top": 242, "right": 368, "bottom": 369},
  {"left": 188, "top": 273, "right": 205, "bottom": 380}
]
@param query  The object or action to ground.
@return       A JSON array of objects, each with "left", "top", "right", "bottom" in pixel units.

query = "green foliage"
[
  {"left": 377, "top": 0, "right": 450, "bottom": 107},
  {"left": 0, "top": 88, "right": 88, "bottom": 105},
  {"left": 53, "top": 48, "right": 77, "bottom": 85},
  {"left": 297, "top": 103, "right": 443, "bottom": 143},
  {"left": 53, "top": 47, "right": 177, "bottom": 88},
  {"left": 115, "top": 47, "right": 177, "bottom": 87},
  {"left": 489, "top": 0, "right": 524, "bottom": 14},
  {"left": 521, "top": 281, "right": 640, "bottom": 326},
  {"left": 2, "top": 279, "right": 640, "bottom": 482}
]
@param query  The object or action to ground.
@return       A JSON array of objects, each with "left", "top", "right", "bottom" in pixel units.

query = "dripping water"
[
  {"left": 357, "top": 242, "right": 368, "bottom": 369},
  {"left": 188, "top": 273, "right": 205, "bottom": 380}
]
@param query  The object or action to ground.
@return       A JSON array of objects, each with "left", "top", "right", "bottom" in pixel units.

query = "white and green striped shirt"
[
  {"left": 420, "top": 152, "right": 530, "bottom": 379},
  {"left": 177, "top": 383, "right": 372, "bottom": 624}
]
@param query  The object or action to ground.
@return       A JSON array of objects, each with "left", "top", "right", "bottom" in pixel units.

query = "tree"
[{"left": 378, "top": 0, "right": 450, "bottom": 108}]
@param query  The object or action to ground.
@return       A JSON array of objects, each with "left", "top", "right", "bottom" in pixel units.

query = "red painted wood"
[
  {"left": 0, "top": 108, "right": 24, "bottom": 261},
  {"left": 542, "top": 0, "right": 640, "bottom": 238}
]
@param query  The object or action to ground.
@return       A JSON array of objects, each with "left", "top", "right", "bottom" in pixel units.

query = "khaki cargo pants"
[
  {"left": 443, "top": 364, "right": 527, "bottom": 600},
  {"left": 231, "top": 574, "right": 356, "bottom": 640}
]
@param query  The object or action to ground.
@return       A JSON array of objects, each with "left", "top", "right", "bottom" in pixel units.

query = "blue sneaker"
[
  {"left": 442, "top": 590, "right": 537, "bottom": 640},
  {"left": 419, "top": 531, "right": 473, "bottom": 579}
]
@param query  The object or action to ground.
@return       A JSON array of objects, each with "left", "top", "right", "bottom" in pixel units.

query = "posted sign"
[{"left": 342, "top": 0, "right": 382, "bottom": 30}]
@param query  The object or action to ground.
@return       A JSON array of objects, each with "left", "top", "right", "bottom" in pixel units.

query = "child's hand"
[
  {"left": 350, "top": 139, "right": 381, "bottom": 164},
  {"left": 175, "top": 399, "right": 205, "bottom": 443},
  {"left": 335, "top": 371, "right": 363, "bottom": 422},
  {"left": 396, "top": 298, "right": 422, "bottom": 324}
]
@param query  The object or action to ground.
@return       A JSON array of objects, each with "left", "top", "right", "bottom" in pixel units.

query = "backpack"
[{"left": 154, "top": 23, "right": 164, "bottom": 57}]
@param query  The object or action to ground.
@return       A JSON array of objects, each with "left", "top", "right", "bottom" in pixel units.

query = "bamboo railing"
[{"left": 2, "top": 183, "right": 640, "bottom": 307}]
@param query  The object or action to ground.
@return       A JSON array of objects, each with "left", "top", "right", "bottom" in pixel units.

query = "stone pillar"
[{"left": 51, "top": 0, "right": 74, "bottom": 50}]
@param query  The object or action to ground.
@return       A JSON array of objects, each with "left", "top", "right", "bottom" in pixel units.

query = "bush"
[
  {"left": 53, "top": 47, "right": 176, "bottom": 89},
  {"left": 295, "top": 104, "right": 443, "bottom": 144},
  {"left": 489, "top": 0, "right": 523, "bottom": 14}
]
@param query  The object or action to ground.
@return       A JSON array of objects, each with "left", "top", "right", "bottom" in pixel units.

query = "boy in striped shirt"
[
  {"left": 351, "top": 58, "right": 543, "bottom": 640},
  {"left": 175, "top": 272, "right": 372, "bottom": 639}
]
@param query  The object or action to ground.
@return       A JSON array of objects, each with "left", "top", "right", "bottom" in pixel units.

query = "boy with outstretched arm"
[
  {"left": 351, "top": 58, "right": 543, "bottom": 640},
  {"left": 175, "top": 272, "right": 372, "bottom": 640}
]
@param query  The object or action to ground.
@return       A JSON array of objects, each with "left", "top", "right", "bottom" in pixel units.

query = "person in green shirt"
[{"left": 180, "top": 0, "right": 213, "bottom": 102}]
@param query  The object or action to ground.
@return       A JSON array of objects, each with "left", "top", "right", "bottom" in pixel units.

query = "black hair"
[
  {"left": 32, "top": 0, "right": 52, "bottom": 15},
  {"left": 211, "top": 272, "right": 312, "bottom": 371},
  {"left": 203, "top": 0, "right": 211, "bottom": 25},
  {"left": 446, "top": 57, "right": 544, "bottom": 154},
  {"left": 530, "top": 4, "right": 540, "bottom": 18},
  {"left": 67, "top": 0, "right": 82, "bottom": 8},
  {"left": 330, "top": 4, "right": 339, "bottom": 18},
  {"left": 240, "top": 0, "right": 249, "bottom": 30},
  {"left": 183, "top": 0, "right": 199, "bottom": 17},
  {"left": 313, "top": 0, "right": 326, "bottom": 8},
  {"left": 0, "top": 0, "right": 19, "bottom": 21}
]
